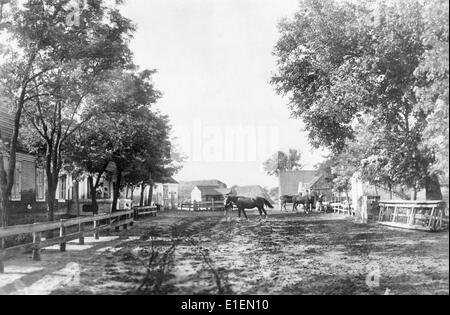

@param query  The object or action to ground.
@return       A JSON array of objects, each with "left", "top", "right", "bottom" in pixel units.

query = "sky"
[{"left": 121, "top": 0, "right": 327, "bottom": 188}]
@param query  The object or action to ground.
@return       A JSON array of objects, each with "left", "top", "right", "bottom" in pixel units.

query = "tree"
[
  {"left": 66, "top": 69, "right": 163, "bottom": 213},
  {"left": 2, "top": 0, "right": 135, "bottom": 223},
  {"left": 272, "top": 0, "right": 442, "bottom": 198},
  {"left": 121, "top": 110, "right": 183, "bottom": 208},
  {"left": 415, "top": 0, "right": 449, "bottom": 180},
  {"left": 263, "top": 149, "right": 303, "bottom": 177}
]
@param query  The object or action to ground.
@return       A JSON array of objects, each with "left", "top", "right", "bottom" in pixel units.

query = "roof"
[
  {"left": 279, "top": 170, "right": 319, "bottom": 196},
  {"left": 231, "top": 185, "right": 275, "bottom": 205},
  {"left": 194, "top": 186, "right": 224, "bottom": 196},
  {"left": 180, "top": 180, "right": 227, "bottom": 188},
  {"left": 179, "top": 179, "right": 227, "bottom": 201}
]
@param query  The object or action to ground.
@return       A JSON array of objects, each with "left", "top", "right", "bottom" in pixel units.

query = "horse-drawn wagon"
[{"left": 378, "top": 200, "right": 448, "bottom": 232}]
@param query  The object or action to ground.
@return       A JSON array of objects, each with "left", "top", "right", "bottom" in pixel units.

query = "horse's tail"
[{"left": 263, "top": 198, "right": 274, "bottom": 209}]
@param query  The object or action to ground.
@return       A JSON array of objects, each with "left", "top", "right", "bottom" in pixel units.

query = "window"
[
  {"left": 58, "top": 175, "right": 67, "bottom": 201},
  {"left": 36, "top": 168, "right": 45, "bottom": 202},
  {"left": 11, "top": 162, "right": 22, "bottom": 201}
]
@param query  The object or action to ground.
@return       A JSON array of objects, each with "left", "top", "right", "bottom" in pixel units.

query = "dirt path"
[{"left": 0, "top": 211, "right": 448, "bottom": 295}]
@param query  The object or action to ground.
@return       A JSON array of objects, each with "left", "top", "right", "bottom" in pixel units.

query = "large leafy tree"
[
  {"left": 1, "top": 0, "right": 135, "bottom": 223},
  {"left": 66, "top": 69, "right": 162, "bottom": 213},
  {"left": 0, "top": 0, "right": 128, "bottom": 226},
  {"left": 415, "top": 0, "right": 449, "bottom": 180},
  {"left": 272, "top": 0, "right": 445, "bottom": 198},
  {"left": 263, "top": 149, "right": 303, "bottom": 177}
]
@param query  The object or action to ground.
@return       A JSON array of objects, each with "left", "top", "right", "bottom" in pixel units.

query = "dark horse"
[
  {"left": 281, "top": 191, "right": 319, "bottom": 213},
  {"left": 224, "top": 196, "right": 274, "bottom": 221}
]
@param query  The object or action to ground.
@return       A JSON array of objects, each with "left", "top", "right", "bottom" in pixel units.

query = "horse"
[
  {"left": 224, "top": 195, "right": 274, "bottom": 221},
  {"left": 280, "top": 195, "right": 294, "bottom": 212},
  {"left": 293, "top": 191, "right": 320, "bottom": 213},
  {"left": 280, "top": 193, "right": 314, "bottom": 213}
]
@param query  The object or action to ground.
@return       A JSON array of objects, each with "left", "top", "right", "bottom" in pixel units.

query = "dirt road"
[{"left": 0, "top": 211, "right": 448, "bottom": 295}]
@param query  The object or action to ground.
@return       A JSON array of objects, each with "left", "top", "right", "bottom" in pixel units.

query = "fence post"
[
  {"left": 129, "top": 211, "right": 134, "bottom": 227},
  {"left": 123, "top": 213, "right": 128, "bottom": 230},
  {"left": 79, "top": 222, "right": 85, "bottom": 245},
  {"left": 94, "top": 218, "right": 100, "bottom": 240},
  {"left": 32, "top": 231, "right": 41, "bottom": 261},
  {"left": 115, "top": 214, "right": 120, "bottom": 232},
  {"left": 60, "top": 220, "right": 66, "bottom": 252}
]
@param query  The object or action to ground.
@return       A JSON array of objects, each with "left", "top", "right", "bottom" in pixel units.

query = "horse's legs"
[
  {"left": 262, "top": 206, "right": 268, "bottom": 219},
  {"left": 256, "top": 207, "right": 262, "bottom": 220},
  {"left": 241, "top": 208, "right": 249, "bottom": 220}
]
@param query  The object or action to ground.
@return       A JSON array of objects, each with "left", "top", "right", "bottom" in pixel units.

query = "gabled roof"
[
  {"left": 179, "top": 179, "right": 227, "bottom": 200},
  {"left": 180, "top": 180, "right": 227, "bottom": 188},
  {"left": 195, "top": 186, "right": 224, "bottom": 196}
]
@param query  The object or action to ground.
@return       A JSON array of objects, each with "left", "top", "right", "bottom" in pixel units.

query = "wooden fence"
[
  {"left": 378, "top": 200, "right": 448, "bottom": 232},
  {"left": 331, "top": 203, "right": 356, "bottom": 216},
  {"left": 180, "top": 201, "right": 225, "bottom": 212},
  {"left": 0, "top": 210, "right": 134, "bottom": 274},
  {"left": 133, "top": 206, "right": 157, "bottom": 218}
]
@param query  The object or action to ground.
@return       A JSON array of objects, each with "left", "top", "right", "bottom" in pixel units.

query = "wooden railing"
[
  {"left": 133, "top": 206, "right": 157, "bottom": 218},
  {"left": 0, "top": 210, "right": 134, "bottom": 274},
  {"left": 378, "top": 200, "right": 448, "bottom": 232},
  {"left": 180, "top": 201, "right": 225, "bottom": 212},
  {"left": 331, "top": 203, "right": 356, "bottom": 216}
]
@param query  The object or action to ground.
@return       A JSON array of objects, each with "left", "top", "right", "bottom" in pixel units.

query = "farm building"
[
  {"left": 179, "top": 179, "right": 227, "bottom": 203},
  {"left": 191, "top": 186, "right": 229, "bottom": 202},
  {"left": 279, "top": 170, "right": 333, "bottom": 201}
]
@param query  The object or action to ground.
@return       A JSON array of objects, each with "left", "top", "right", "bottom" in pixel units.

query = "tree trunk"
[
  {"left": 425, "top": 174, "right": 443, "bottom": 200},
  {"left": 148, "top": 183, "right": 154, "bottom": 206},
  {"left": 0, "top": 51, "right": 37, "bottom": 227},
  {"left": 73, "top": 180, "right": 80, "bottom": 217},
  {"left": 88, "top": 176, "right": 99, "bottom": 215},
  {"left": 0, "top": 192, "right": 7, "bottom": 228},
  {"left": 389, "top": 183, "right": 393, "bottom": 200},
  {"left": 140, "top": 183, "right": 146, "bottom": 207},
  {"left": 112, "top": 168, "right": 122, "bottom": 212},
  {"left": 0, "top": 152, "right": 8, "bottom": 227},
  {"left": 413, "top": 187, "right": 418, "bottom": 201}
]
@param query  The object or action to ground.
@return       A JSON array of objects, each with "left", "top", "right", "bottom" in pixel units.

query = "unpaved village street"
[{"left": 0, "top": 211, "right": 448, "bottom": 295}]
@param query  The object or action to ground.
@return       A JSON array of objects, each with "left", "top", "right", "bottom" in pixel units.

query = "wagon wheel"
[{"left": 437, "top": 209, "right": 444, "bottom": 229}]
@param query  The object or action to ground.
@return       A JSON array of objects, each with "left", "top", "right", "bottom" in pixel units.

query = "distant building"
[
  {"left": 279, "top": 170, "right": 333, "bottom": 201},
  {"left": 191, "top": 186, "right": 226, "bottom": 202},
  {"left": 179, "top": 179, "right": 227, "bottom": 203},
  {"left": 151, "top": 179, "right": 179, "bottom": 210}
]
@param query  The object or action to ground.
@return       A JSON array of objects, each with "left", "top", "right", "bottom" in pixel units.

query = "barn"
[
  {"left": 191, "top": 186, "right": 228, "bottom": 202},
  {"left": 179, "top": 180, "right": 227, "bottom": 203},
  {"left": 279, "top": 170, "right": 333, "bottom": 201}
]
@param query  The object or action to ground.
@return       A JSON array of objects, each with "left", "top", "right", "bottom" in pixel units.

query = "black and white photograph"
[{"left": 0, "top": 0, "right": 448, "bottom": 299}]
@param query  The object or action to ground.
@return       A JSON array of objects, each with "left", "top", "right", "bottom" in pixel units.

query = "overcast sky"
[{"left": 121, "top": 0, "right": 327, "bottom": 188}]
